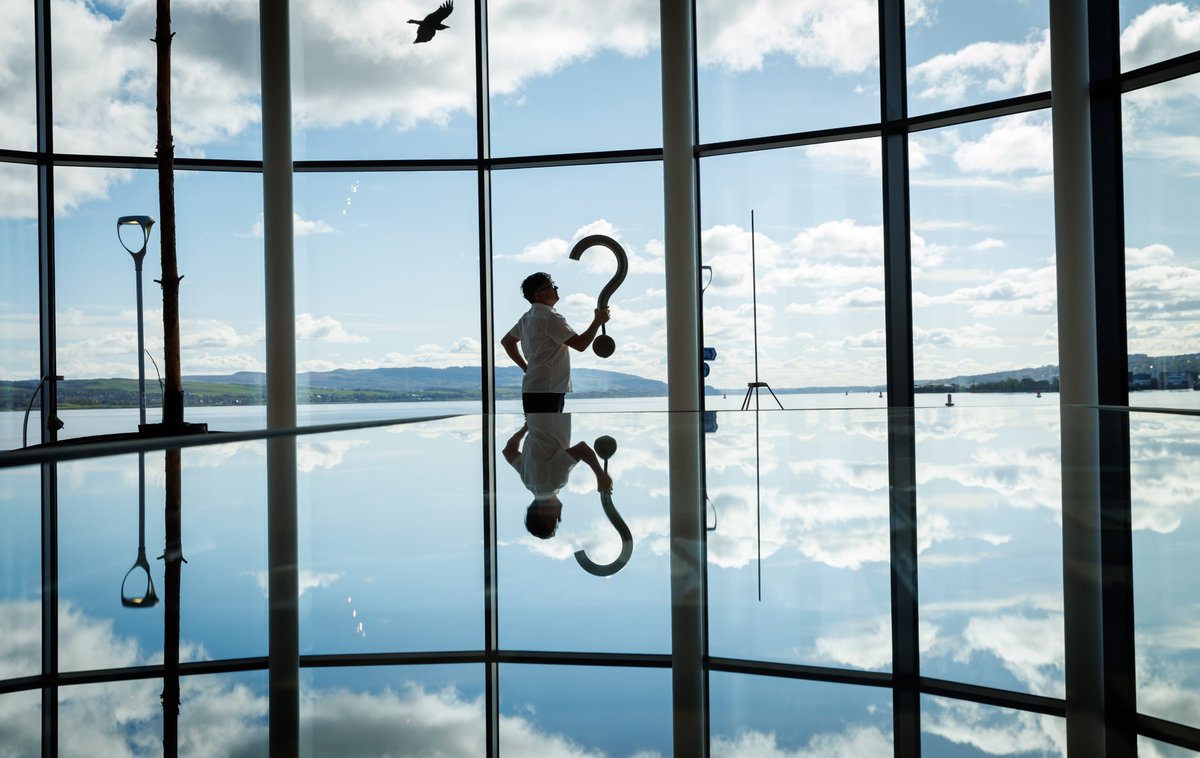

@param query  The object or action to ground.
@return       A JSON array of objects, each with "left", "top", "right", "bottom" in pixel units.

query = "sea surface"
[{"left": 5, "top": 389, "right": 1200, "bottom": 451}]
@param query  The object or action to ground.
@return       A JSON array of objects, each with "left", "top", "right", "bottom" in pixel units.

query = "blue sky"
[{"left": 0, "top": 0, "right": 1198, "bottom": 400}]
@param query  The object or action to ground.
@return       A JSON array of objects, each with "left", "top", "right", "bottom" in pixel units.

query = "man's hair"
[
  {"left": 525, "top": 499, "right": 561, "bottom": 539},
  {"left": 521, "top": 272, "right": 553, "bottom": 303}
]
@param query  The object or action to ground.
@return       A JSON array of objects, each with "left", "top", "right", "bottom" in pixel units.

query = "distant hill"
[
  {"left": 5, "top": 352, "right": 1199, "bottom": 411},
  {"left": 1, "top": 365, "right": 668, "bottom": 410},
  {"left": 916, "top": 353, "right": 1200, "bottom": 391},
  {"left": 190, "top": 366, "right": 668, "bottom": 398}
]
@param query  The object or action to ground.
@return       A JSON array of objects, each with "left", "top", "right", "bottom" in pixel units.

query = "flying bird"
[{"left": 409, "top": 0, "right": 453, "bottom": 43}]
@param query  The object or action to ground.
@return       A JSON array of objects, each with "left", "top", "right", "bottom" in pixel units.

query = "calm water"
[
  {"left": 7, "top": 388, "right": 1199, "bottom": 451},
  {"left": 1, "top": 394, "right": 1198, "bottom": 756}
]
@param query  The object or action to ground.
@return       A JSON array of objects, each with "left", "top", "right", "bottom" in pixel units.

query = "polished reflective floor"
[{"left": 2, "top": 400, "right": 1199, "bottom": 756}]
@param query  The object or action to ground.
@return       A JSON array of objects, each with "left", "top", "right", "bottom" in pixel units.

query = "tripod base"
[{"left": 741, "top": 382, "right": 784, "bottom": 411}]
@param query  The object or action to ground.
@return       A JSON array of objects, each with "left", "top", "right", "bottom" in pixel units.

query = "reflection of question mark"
[
  {"left": 574, "top": 435, "right": 634, "bottom": 577},
  {"left": 568, "top": 235, "right": 628, "bottom": 358}
]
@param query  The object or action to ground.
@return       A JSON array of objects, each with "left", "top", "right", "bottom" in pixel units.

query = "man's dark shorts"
[{"left": 522, "top": 393, "right": 565, "bottom": 413}]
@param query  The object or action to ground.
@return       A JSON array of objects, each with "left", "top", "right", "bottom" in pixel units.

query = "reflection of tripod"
[{"left": 741, "top": 381, "right": 784, "bottom": 410}]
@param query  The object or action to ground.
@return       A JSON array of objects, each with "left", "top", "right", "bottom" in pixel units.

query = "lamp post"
[
  {"left": 117, "top": 215, "right": 155, "bottom": 427},
  {"left": 117, "top": 216, "right": 158, "bottom": 609}
]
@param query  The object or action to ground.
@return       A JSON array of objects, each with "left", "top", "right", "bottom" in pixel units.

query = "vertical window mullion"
[{"left": 879, "top": 1, "right": 920, "bottom": 756}]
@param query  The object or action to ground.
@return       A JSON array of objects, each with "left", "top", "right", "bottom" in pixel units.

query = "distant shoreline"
[{"left": 1, "top": 380, "right": 1069, "bottom": 412}]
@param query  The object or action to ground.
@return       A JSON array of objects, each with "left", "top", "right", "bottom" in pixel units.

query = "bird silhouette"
[{"left": 408, "top": 0, "right": 453, "bottom": 43}]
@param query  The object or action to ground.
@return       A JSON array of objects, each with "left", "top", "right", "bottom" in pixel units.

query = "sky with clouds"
[
  {"left": 5, "top": 408, "right": 1200, "bottom": 752},
  {"left": 1, "top": 0, "right": 1198, "bottom": 416}
]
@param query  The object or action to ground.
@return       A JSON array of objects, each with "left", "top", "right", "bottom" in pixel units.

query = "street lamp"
[
  {"left": 117, "top": 215, "right": 158, "bottom": 609},
  {"left": 117, "top": 215, "right": 155, "bottom": 427}
]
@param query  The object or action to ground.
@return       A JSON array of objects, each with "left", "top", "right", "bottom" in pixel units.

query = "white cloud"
[
  {"left": 909, "top": 30, "right": 1050, "bottom": 105},
  {"left": 0, "top": 599, "right": 670, "bottom": 757},
  {"left": 1125, "top": 133, "right": 1200, "bottom": 176},
  {"left": 249, "top": 212, "right": 335, "bottom": 238},
  {"left": 806, "top": 137, "right": 929, "bottom": 176},
  {"left": 806, "top": 139, "right": 881, "bottom": 175},
  {"left": 953, "top": 114, "right": 1053, "bottom": 176},
  {"left": 343, "top": 337, "right": 483, "bottom": 370},
  {"left": 917, "top": 265, "right": 1058, "bottom": 318},
  {"left": 960, "top": 613, "right": 1064, "bottom": 695},
  {"left": 923, "top": 698, "right": 1066, "bottom": 755},
  {"left": 696, "top": 0, "right": 879, "bottom": 75},
  {"left": 248, "top": 569, "right": 343, "bottom": 597},
  {"left": 711, "top": 725, "right": 893, "bottom": 758},
  {"left": 789, "top": 219, "right": 882, "bottom": 263},
  {"left": 971, "top": 238, "right": 1005, "bottom": 251},
  {"left": 1121, "top": 3, "right": 1200, "bottom": 70},
  {"left": 786, "top": 286, "right": 885, "bottom": 315},
  {"left": 296, "top": 439, "right": 369, "bottom": 472},
  {"left": 295, "top": 313, "right": 368, "bottom": 344},
  {"left": 182, "top": 319, "right": 262, "bottom": 350}
]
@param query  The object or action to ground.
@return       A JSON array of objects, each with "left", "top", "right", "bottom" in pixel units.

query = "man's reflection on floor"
[{"left": 502, "top": 413, "right": 613, "bottom": 539}]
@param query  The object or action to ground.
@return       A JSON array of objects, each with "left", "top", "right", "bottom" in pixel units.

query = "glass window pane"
[
  {"left": 488, "top": 1, "right": 662, "bottom": 156},
  {"left": 59, "top": 679, "right": 161, "bottom": 755},
  {"left": 909, "top": 113, "right": 1058, "bottom": 387},
  {"left": 179, "top": 671, "right": 268, "bottom": 755},
  {"left": 0, "top": 465, "right": 41, "bottom": 679},
  {"left": 0, "top": 690, "right": 40, "bottom": 755},
  {"left": 301, "top": 664, "right": 484, "bottom": 754},
  {"left": 922, "top": 695, "right": 1066, "bottom": 756},
  {"left": 498, "top": 412, "right": 669, "bottom": 653},
  {"left": 706, "top": 410, "right": 891, "bottom": 668},
  {"left": 1, "top": 163, "right": 39, "bottom": 450},
  {"left": 1121, "top": 1, "right": 1200, "bottom": 72},
  {"left": 491, "top": 162, "right": 666, "bottom": 414},
  {"left": 293, "top": 171, "right": 480, "bottom": 425},
  {"left": 0, "top": 0, "right": 35, "bottom": 152},
  {"left": 1123, "top": 74, "right": 1200, "bottom": 410},
  {"left": 1132, "top": 412, "right": 1200, "bottom": 731},
  {"left": 500, "top": 664, "right": 671, "bottom": 757},
  {"left": 58, "top": 452, "right": 165, "bottom": 672},
  {"left": 1137, "top": 735, "right": 1200, "bottom": 757},
  {"left": 300, "top": 421, "right": 483, "bottom": 655},
  {"left": 53, "top": 168, "right": 265, "bottom": 439},
  {"left": 916, "top": 406, "right": 1064, "bottom": 699},
  {"left": 696, "top": 0, "right": 880, "bottom": 143},
  {"left": 710, "top": 672, "right": 893, "bottom": 755},
  {"left": 907, "top": 0, "right": 1050, "bottom": 117},
  {"left": 291, "top": 0, "right": 476, "bottom": 160},
  {"left": 180, "top": 442, "right": 268, "bottom": 661},
  {"left": 52, "top": 0, "right": 262, "bottom": 159},
  {"left": 700, "top": 142, "right": 886, "bottom": 403}
]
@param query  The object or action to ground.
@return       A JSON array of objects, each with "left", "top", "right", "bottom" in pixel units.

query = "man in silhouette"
[
  {"left": 503, "top": 414, "right": 612, "bottom": 539},
  {"left": 501, "top": 272, "right": 609, "bottom": 413}
]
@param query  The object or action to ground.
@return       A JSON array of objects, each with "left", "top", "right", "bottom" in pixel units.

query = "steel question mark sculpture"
[
  {"left": 568, "top": 235, "right": 628, "bottom": 358},
  {"left": 573, "top": 435, "right": 634, "bottom": 577}
]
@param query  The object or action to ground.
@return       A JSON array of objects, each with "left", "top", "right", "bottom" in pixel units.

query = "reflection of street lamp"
[
  {"left": 117, "top": 215, "right": 154, "bottom": 428},
  {"left": 120, "top": 450, "right": 159, "bottom": 609}
]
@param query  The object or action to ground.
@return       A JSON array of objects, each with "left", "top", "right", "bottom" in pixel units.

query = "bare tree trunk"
[
  {"left": 155, "top": 0, "right": 183, "bottom": 429},
  {"left": 154, "top": 3, "right": 184, "bottom": 757}
]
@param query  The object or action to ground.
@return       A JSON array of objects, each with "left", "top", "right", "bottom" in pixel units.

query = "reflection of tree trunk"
[
  {"left": 162, "top": 448, "right": 183, "bottom": 757},
  {"left": 155, "top": 0, "right": 183, "bottom": 429}
]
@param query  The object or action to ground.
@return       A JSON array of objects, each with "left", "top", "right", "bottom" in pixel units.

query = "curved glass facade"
[{"left": 3, "top": 0, "right": 1200, "bottom": 756}]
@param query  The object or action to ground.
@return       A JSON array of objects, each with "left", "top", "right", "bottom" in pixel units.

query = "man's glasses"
[{"left": 537, "top": 282, "right": 558, "bottom": 293}]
